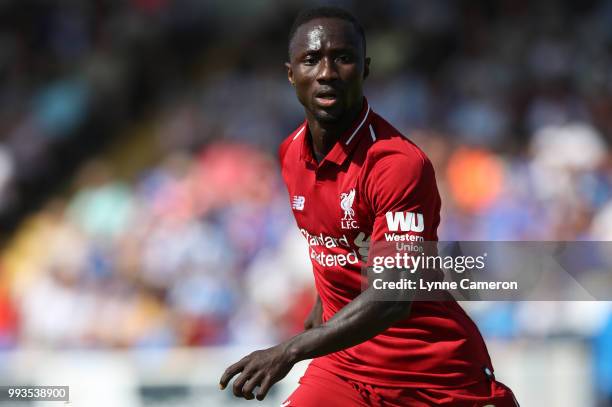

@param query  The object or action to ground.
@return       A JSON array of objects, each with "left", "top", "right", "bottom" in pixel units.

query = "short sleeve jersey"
[{"left": 279, "top": 99, "right": 494, "bottom": 388}]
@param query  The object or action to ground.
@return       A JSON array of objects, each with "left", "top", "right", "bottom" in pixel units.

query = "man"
[{"left": 220, "top": 7, "right": 518, "bottom": 406}]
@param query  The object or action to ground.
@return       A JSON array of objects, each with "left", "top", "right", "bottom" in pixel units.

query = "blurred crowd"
[{"left": 0, "top": 0, "right": 612, "bottom": 402}]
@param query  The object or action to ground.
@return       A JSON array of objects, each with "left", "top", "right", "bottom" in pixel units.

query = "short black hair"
[{"left": 288, "top": 6, "right": 366, "bottom": 58}]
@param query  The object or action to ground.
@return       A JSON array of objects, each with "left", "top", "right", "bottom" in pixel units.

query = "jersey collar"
[{"left": 299, "top": 98, "right": 372, "bottom": 167}]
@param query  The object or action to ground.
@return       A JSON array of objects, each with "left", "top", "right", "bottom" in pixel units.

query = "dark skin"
[
  {"left": 303, "top": 294, "right": 323, "bottom": 330},
  {"left": 286, "top": 17, "right": 369, "bottom": 162},
  {"left": 219, "top": 17, "right": 413, "bottom": 401}
]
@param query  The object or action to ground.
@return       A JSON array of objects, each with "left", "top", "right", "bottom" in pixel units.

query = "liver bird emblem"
[{"left": 340, "top": 189, "right": 356, "bottom": 220}]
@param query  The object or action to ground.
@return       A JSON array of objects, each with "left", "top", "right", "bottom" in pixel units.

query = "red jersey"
[{"left": 279, "top": 99, "right": 494, "bottom": 388}]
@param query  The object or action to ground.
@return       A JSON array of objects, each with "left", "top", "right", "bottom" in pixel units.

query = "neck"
[{"left": 306, "top": 100, "right": 364, "bottom": 162}]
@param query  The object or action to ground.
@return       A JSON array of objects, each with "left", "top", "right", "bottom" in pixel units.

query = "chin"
[
  {"left": 313, "top": 107, "right": 344, "bottom": 123},
  {"left": 315, "top": 113, "right": 339, "bottom": 123}
]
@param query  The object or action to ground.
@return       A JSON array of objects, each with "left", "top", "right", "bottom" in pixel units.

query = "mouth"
[{"left": 314, "top": 89, "right": 340, "bottom": 107}]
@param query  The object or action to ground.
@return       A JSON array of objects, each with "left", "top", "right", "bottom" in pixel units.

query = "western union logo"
[{"left": 385, "top": 211, "right": 425, "bottom": 232}]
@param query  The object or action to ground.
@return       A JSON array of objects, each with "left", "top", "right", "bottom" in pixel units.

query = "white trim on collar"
[
  {"left": 292, "top": 125, "right": 306, "bottom": 140},
  {"left": 369, "top": 124, "right": 377, "bottom": 141},
  {"left": 345, "top": 102, "right": 371, "bottom": 145}
]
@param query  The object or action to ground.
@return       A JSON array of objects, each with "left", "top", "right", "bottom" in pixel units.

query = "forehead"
[{"left": 291, "top": 17, "right": 362, "bottom": 53}]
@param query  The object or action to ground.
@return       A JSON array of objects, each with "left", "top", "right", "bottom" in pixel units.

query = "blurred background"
[{"left": 0, "top": 0, "right": 611, "bottom": 405}]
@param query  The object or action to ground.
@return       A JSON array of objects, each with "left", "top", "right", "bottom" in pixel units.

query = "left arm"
[{"left": 219, "top": 286, "right": 412, "bottom": 401}]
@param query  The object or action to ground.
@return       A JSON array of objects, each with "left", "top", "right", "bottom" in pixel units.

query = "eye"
[
  {"left": 336, "top": 54, "right": 353, "bottom": 64},
  {"left": 303, "top": 54, "right": 319, "bottom": 65}
]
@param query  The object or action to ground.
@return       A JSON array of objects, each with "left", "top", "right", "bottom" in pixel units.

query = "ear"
[
  {"left": 285, "top": 62, "right": 295, "bottom": 86},
  {"left": 364, "top": 57, "right": 371, "bottom": 79}
]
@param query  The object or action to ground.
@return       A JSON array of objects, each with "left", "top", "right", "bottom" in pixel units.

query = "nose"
[{"left": 317, "top": 56, "right": 338, "bottom": 82}]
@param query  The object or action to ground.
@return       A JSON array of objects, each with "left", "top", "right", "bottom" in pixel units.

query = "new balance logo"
[
  {"left": 385, "top": 211, "right": 425, "bottom": 232},
  {"left": 292, "top": 196, "right": 305, "bottom": 211}
]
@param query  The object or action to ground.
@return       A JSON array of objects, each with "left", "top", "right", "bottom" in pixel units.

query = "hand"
[
  {"left": 304, "top": 296, "right": 322, "bottom": 330},
  {"left": 219, "top": 343, "right": 296, "bottom": 401}
]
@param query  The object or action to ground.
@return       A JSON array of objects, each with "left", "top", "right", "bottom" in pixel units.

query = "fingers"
[
  {"left": 219, "top": 348, "right": 283, "bottom": 401},
  {"left": 241, "top": 372, "right": 264, "bottom": 400},
  {"left": 232, "top": 371, "right": 251, "bottom": 398},
  {"left": 219, "top": 360, "right": 246, "bottom": 390},
  {"left": 256, "top": 375, "right": 273, "bottom": 401}
]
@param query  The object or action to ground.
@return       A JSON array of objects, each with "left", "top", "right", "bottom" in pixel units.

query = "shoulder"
[
  {"left": 359, "top": 113, "right": 440, "bottom": 214},
  {"left": 278, "top": 122, "right": 306, "bottom": 166},
  {"left": 364, "top": 112, "right": 433, "bottom": 180}
]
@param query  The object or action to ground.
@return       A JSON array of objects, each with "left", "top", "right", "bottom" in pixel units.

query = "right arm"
[{"left": 304, "top": 293, "right": 323, "bottom": 330}]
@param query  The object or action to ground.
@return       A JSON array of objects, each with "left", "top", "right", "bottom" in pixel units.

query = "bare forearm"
[
  {"left": 285, "top": 288, "right": 411, "bottom": 363},
  {"left": 304, "top": 293, "right": 323, "bottom": 330}
]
